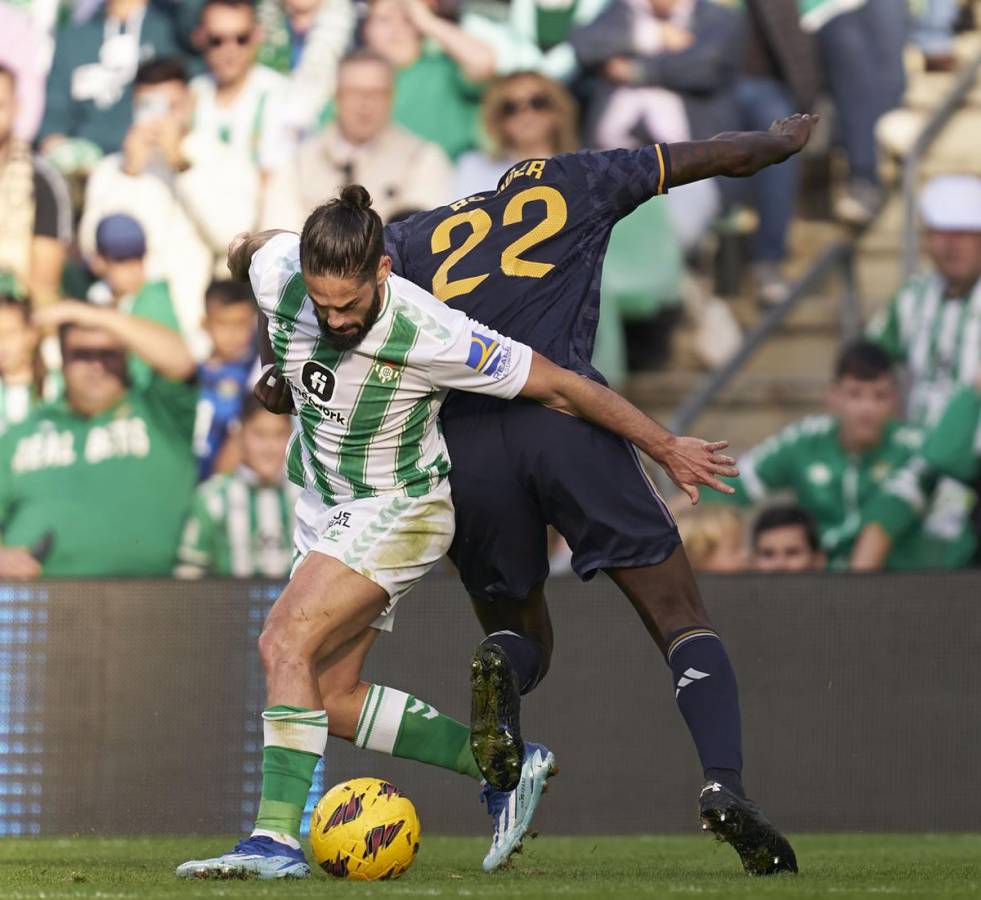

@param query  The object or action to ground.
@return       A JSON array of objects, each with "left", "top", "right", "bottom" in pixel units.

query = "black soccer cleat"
[
  {"left": 470, "top": 643, "right": 523, "bottom": 792},
  {"left": 699, "top": 781, "right": 798, "bottom": 876}
]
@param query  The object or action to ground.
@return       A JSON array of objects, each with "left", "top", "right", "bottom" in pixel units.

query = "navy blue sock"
[
  {"left": 481, "top": 631, "right": 544, "bottom": 695},
  {"left": 666, "top": 627, "right": 744, "bottom": 798}
]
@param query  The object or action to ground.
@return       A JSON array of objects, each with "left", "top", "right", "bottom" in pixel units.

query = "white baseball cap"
[{"left": 919, "top": 174, "right": 981, "bottom": 232}]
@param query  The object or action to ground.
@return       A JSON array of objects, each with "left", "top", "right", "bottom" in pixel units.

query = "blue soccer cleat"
[
  {"left": 175, "top": 835, "right": 311, "bottom": 879},
  {"left": 481, "top": 742, "right": 557, "bottom": 873}
]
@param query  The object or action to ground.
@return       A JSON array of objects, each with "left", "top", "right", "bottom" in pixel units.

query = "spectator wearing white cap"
[
  {"left": 868, "top": 174, "right": 981, "bottom": 430},
  {"left": 856, "top": 174, "right": 981, "bottom": 571}
]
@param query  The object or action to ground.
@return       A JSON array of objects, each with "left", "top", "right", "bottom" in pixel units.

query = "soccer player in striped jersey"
[
  {"left": 175, "top": 396, "right": 297, "bottom": 578},
  {"left": 254, "top": 117, "right": 816, "bottom": 875},
  {"left": 177, "top": 185, "right": 736, "bottom": 880}
]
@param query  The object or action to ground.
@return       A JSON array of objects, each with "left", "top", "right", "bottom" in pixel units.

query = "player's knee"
[{"left": 258, "top": 620, "right": 310, "bottom": 675}]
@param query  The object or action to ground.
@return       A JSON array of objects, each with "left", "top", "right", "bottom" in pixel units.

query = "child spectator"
[
  {"left": 0, "top": 278, "right": 52, "bottom": 435},
  {"left": 194, "top": 280, "right": 259, "bottom": 479},
  {"left": 87, "top": 213, "right": 182, "bottom": 389},
  {"left": 751, "top": 505, "right": 826, "bottom": 572},
  {"left": 674, "top": 506, "right": 746, "bottom": 573},
  {"left": 176, "top": 395, "right": 296, "bottom": 578}
]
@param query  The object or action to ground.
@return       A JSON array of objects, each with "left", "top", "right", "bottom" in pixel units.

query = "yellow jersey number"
[{"left": 429, "top": 187, "right": 568, "bottom": 302}]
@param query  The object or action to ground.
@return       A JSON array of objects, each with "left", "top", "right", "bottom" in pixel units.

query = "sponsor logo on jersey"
[
  {"left": 294, "top": 360, "right": 346, "bottom": 422},
  {"left": 467, "top": 332, "right": 502, "bottom": 376}
]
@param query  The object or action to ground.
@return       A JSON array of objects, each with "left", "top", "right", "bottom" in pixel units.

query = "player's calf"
[{"left": 470, "top": 630, "right": 545, "bottom": 792}]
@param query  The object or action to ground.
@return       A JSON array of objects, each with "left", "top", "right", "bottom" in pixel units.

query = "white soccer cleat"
[
  {"left": 480, "top": 742, "right": 557, "bottom": 873},
  {"left": 175, "top": 836, "right": 311, "bottom": 879}
]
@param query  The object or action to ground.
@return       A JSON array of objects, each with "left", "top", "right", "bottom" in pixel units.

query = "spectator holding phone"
[{"left": 78, "top": 58, "right": 259, "bottom": 355}]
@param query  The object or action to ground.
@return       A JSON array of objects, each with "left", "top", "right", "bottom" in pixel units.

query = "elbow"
[
  {"left": 464, "top": 52, "right": 496, "bottom": 83},
  {"left": 169, "top": 348, "right": 197, "bottom": 382}
]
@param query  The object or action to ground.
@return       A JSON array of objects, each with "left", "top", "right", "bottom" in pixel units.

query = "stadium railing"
[
  {"left": 672, "top": 46, "right": 981, "bottom": 438},
  {"left": 668, "top": 240, "right": 859, "bottom": 436}
]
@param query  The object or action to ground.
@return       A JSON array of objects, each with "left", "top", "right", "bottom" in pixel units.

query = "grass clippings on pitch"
[{"left": 0, "top": 834, "right": 979, "bottom": 899}]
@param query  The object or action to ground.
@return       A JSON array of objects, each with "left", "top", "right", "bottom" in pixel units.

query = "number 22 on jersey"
[{"left": 429, "top": 186, "right": 568, "bottom": 302}]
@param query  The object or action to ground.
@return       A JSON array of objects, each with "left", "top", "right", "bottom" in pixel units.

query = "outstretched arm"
[
  {"left": 34, "top": 302, "right": 195, "bottom": 381},
  {"left": 668, "top": 114, "right": 817, "bottom": 185},
  {"left": 519, "top": 353, "right": 737, "bottom": 503}
]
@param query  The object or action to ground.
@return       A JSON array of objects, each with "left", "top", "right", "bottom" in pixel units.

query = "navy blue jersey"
[{"left": 384, "top": 144, "right": 671, "bottom": 383}]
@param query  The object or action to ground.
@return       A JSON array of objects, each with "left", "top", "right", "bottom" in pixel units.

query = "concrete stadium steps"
[
  {"left": 624, "top": 26, "right": 981, "bottom": 452},
  {"left": 625, "top": 370, "right": 824, "bottom": 453}
]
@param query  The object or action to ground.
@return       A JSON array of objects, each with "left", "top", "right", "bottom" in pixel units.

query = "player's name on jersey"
[{"left": 11, "top": 417, "right": 152, "bottom": 473}]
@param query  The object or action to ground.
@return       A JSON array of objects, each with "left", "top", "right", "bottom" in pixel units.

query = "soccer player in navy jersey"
[{"left": 257, "top": 114, "right": 816, "bottom": 875}]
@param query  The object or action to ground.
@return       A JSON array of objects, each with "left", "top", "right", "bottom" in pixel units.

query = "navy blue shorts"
[{"left": 442, "top": 399, "right": 681, "bottom": 600}]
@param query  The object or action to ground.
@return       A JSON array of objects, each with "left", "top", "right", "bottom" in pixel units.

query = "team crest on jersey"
[
  {"left": 467, "top": 332, "right": 502, "bottom": 376},
  {"left": 374, "top": 362, "right": 400, "bottom": 384},
  {"left": 301, "top": 361, "right": 336, "bottom": 402}
]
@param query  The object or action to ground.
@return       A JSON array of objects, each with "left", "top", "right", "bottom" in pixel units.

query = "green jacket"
[
  {"left": 0, "top": 374, "right": 198, "bottom": 576},
  {"left": 864, "top": 386, "right": 981, "bottom": 568},
  {"left": 710, "top": 414, "right": 966, "bottom": 568},
  {"left": 38, "top": 9, "right": 184, "bottom": 153}
]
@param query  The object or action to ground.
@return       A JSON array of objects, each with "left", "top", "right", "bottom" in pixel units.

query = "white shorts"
[{"left": 292, "top": 480, "right": 455, "bottom": 632}]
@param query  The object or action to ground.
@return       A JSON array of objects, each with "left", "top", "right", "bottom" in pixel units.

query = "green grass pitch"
[{"left": 1, "top": 835, "right": 979, "bottom": 899}]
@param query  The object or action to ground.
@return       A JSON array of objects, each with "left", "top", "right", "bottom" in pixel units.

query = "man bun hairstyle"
[{"left": 299, "top": 184, "right": 385, "bottom": 282}]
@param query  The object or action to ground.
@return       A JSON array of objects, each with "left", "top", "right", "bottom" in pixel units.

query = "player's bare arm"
[
  {"left": 668, "top": 114, "right": 818, "bottom": 185},
  {"left": 519, "top": 352, "right": 737, "bottom": 503},
  {"left": 34, "top": 301, "right": 195, "bottom": 381},
  {"left": 227, "top": 229, "right": 295, "bottom": 282}
]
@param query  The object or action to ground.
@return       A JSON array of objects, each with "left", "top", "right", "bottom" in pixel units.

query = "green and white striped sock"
[
  {"left": 355, "top": 685, "right": 481, "bottom": 781},
  {"left": 253, "top": 705, "right": 328, "bottom": 846}
]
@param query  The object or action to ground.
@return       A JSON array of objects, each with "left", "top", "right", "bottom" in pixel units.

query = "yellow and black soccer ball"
[{"left": 310, "top": 777, "right": 421, "bottom": 881}]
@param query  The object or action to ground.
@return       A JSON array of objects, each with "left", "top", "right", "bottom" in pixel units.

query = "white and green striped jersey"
[
  {"left": 250, "top": 233, "right": 533, "bottom": 505},
  {"left": 175, "top": 466, "right": 299, "bottom": 578},
  {"left": 868, "top": 273, "right": 981, "bottom": 428}
]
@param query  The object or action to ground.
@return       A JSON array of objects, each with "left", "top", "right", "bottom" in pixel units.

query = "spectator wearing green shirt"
[
  {"left": 358, "top": 0, "right": 489, "bottom": 161},
  {"left": 86, "top": 213, "right": 182, "bottom": 390},
  {"left": 176, "top": 395, "right": 296, "bottom": 578},
  {"left": 0, "top": 301, "right": 197, "bottom": 579},
  {"left": 852, "top": 373, "right": 981, "bottom": 570},
  {"left": 709, "top": 340, "right": 954, "bottom": 569}
]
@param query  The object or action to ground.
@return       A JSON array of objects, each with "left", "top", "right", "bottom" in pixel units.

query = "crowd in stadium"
[{"left": 0, "top": 0, "right": 978, "bottom": 579}]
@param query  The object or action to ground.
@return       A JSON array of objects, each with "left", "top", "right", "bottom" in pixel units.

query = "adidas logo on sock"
[{"left": 675, "top": 667, "right": 710, "bottom": 698}]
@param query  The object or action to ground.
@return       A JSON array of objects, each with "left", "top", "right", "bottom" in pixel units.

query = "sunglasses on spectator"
[
  {"left": 206, "top": 31, "right": 252, "bottom": 48},
  {"left": 63, "top": 348, "right": 126, "bottom": 367},
  {"left": 498, "top": 93, "right": 554, "bottom": 118}
]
